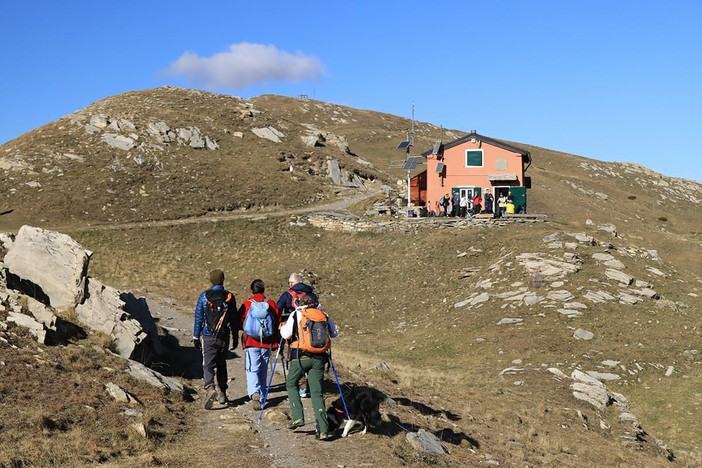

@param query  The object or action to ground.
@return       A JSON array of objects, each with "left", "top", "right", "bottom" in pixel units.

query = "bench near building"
[{"left": 411, "top": 132, "right": 532, "bottom": 215}]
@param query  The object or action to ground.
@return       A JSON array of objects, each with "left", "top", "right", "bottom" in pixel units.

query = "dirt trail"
[
  {"left": 148, "top": 296, "right": 383, "bottom": 468},
  {"left": 63, "top": 186, "right": 382, "bottom": 233}
]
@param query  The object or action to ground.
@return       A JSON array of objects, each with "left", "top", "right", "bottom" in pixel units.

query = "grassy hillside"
[{"left": 1, "top": 87, "right": 701, "bottom": 465}]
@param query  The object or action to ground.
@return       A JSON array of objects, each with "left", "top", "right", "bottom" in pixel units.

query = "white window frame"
[{"left": 465, "top": 149, "right": 484, "bottom": 168}]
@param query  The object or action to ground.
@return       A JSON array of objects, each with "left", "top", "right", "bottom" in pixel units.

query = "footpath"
[{"left": 148, "top": 295, "right": 376, "bottom": 468}]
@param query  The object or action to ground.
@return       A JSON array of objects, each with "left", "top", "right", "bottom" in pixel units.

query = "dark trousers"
[{"left": 201, "top": 336, "right": 228, "bottom": 392}]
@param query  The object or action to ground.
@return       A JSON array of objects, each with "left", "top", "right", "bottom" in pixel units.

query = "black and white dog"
[{"left": 326, "top": 384, "right": 394, "bottom": 437}]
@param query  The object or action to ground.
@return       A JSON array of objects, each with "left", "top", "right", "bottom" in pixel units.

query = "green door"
[{"left": 511, "top": 187, "right": 527, "bottom": 213}]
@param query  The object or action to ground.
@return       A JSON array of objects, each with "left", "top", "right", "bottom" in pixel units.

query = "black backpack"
[{"left": 205, "top": 289, "right": 232, "bottom": 340}]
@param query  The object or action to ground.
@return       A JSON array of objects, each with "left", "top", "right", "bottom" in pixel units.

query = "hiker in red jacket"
[
  {"left": 472, "top": 193, "right": 482, "bottom": 215},
  {"left": 238, "top": 279, "right": 281, "bottom": 410}
]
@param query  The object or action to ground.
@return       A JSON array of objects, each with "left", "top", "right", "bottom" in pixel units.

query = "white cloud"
[{"left": 164, "top": 42, "right": 326, "bottom": 89}]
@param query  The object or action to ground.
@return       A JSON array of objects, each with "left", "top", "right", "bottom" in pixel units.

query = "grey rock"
[
  {"left": 105, "top": 382, "right": 134, "bottom": 403},
  {"left": 547, "top": 367, "right": 568, "bottom": 379},
  {"left": 252, "top": 126, "right": 284, "bottom": 143},
  {"left": 584, "top": 290, "right": 616, "bottom": 303},
  {"left": 76, "top": 278, "right": 148, "bottom": 358},
  {"left": 126, "top": 360, "right": 183, "bottom": 393},
  {"left": 406, "top": 429, "right": 448, "bottom": 454},
  {"left": 7, "top": 311, "right": 46, "bottom": 343},
  {"left": 547, "top": 290, "right": 574, "bottom": 301},
  {"left": 4, "top": 226, "right": 91, "bottom": 310},
  {"left": 573, "top": 328, "right": 594, "bottom": 340},
  {"left": 101, "top": 133, "right": 135, "bottom": 150},
  {"left": 558, "top": 309, "right": 583, "bottom": 318},
  {"left": 586, "top": 371, "right": 620, "bottom": 381},
  {"left": 605, "top": 268, "right": 634, "bottom": 285},
  {"left": 617, "top": 293, "right": 641, "bottom": 305},
  {"left": 497, "top": 317, "right": 523, "bottom": 325}
]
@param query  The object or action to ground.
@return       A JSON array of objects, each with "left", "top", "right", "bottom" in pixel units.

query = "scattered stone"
[
  {"left": 584, "top": 290, "right": 616, "bottom": 303},
  {"left": 126, "top": 360, "right": 184, "bottom": 394},
  {"left": 558, "top": 309, "right": 583, "bottom": 318},
  {"left": 499, "top": 367, "right": 524, "bottom": 375},
  {"left": 497, "top": 318, "right": 523, "bottom": 325},
  {"left": 601, "top": 360, "right": 620, "bottom": 368},
  {"left": 406, "top": 429, "right": 448, "bottom": 455},
  {"left": 101, "top": 133, "right": 135, "bottom": 150},
  {"left": 665, "top": 366, "right": 674, "bottom": 377},
  {"left": 573, "top": 328, "right": 594, "bottom": 340},
  {"left": 105, "top": 382, "right": 135, "bottom": 403},
  {"left": 252, "top": 126, "right": 284, "bottom": 143},
  {"left": 547, "top": 290, "right": 574, "bottom": 301},
  {"left": 646, "top": 267, "right": 667, "bottom": 277},
  {"left": 548, "top": 368, "right": 568, "bottom": 379},
  {"left": 586, "top": 371, "right": 620, "bottom": 381},
  {"left": 605, "top": 269, "right": 634, "bottom": 285},
  {"left": 617, "top": 293, "right": 641, "bottom": 305}
]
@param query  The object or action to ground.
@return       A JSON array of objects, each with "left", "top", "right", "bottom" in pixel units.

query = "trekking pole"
[
  {"left": 258, "top": 337, "right": 284, "bottom": 421},
  {"left": 328, "top": 354, "right": 351, "bottom": 421}
]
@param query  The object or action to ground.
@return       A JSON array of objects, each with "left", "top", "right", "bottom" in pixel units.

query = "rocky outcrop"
[
  {"left": 4, "top": 225, "right": 91, "bottom": 310},
  {"left": 2, "top": 225, "right": 160, "bottom": 361}
]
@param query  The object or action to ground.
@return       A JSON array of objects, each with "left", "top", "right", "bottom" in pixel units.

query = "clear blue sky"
[{"left": 2, "top": 1, "right": 701, "bottom": 182}]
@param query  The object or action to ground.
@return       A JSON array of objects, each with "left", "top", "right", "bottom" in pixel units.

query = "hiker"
[
  {"left": 451, "top": 192, "right": 460, "bottom": 217},
  {"left": 484, "top": 190, "right": 494, "bottom": 214},
  {"left": 459, "top": 194, "right": 468, "bottom": 218},
  {"left": 472, "top": 192, "right": 482, "bottom": 215},
  {"left": 277, "top": 272, "right": 320, "bottom": 398},
  {"left": 193, "top": 269, "right": 238, "bottom": 408},
  {"left": 440, "top": 194, "right": 449, "bottom": 216},
  {"left": 238, "top": 279, "right": 281, "bottom": 410},
  {"left": 280, "top": 294, "right": 339, "bottom": 441},
  {"left": 497, "top": 193, "right": 507, "bottom": 218}
]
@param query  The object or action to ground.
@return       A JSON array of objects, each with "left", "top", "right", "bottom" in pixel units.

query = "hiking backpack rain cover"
[
  {"left": 295, "top": 307, "right": 331, "bottom": 353},
  {"left": 243, "top": 299, "right": 275, "bottom": 342},
  {"left": 205, "top": 289, "right": 233, "bottom": 343}
]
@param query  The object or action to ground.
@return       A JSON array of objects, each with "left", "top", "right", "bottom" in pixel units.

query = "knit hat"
[{"left": 209, "top": 269, "right": 224, "bottom": 285}]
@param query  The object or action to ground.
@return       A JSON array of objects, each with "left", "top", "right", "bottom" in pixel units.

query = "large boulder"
[
  {"left": 4, "top": 226, "right": 91, "bottom": 310},
  {"left": 76, "top": 278, "right": 148, "bottom": 358}
]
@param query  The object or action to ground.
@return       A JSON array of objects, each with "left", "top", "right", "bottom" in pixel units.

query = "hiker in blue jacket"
[{"left": 193, "top": 269, "right": 238, "bottom": 409}]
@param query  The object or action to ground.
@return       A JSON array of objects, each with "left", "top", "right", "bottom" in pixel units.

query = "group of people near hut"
[{"left": 431, "top": 190, "right": 515, "bottom": 218}]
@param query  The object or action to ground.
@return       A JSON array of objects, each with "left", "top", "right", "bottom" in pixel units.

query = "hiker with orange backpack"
[
  {"left": 238, "top": 279, "right": 281, "bottom": 410},
  {"left": 280, "top": 294, "right": 339, "bottom": 441},
  {"left": 193, "top": 269, "right": 238, "bottom": 409},
  {"left": 276, "top": 272, "right": 320, "bottom": 397}
]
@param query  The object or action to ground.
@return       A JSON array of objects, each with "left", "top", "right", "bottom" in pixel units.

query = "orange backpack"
[{"left": 294, "top": 307, "right": 331, "bottom": 354}]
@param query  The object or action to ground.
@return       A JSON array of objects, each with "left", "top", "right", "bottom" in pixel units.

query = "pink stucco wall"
[{"left": 424, "top": 140, "right": 525, "bottom": 208}]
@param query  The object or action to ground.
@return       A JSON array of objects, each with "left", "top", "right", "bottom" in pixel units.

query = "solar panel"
[
  {"left": 396, "top": 140, "right": 411, "bottom": 150},
  {"left": 432, "top": 140, "right": 442, "bottom": 154},
  {"left": 401, "top": 156, "right": 421, "bottom": 171},
  {"left": 436, "top": 162, "right": 444, "bottom": 173}
]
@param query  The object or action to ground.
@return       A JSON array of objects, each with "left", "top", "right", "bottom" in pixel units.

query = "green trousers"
[{"left": 286, "top": 356, "right": 330, "bottom": 433}]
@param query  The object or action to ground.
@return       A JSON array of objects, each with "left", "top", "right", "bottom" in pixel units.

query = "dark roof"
[{"left": 422, "top": 132, "right": 531, "bottom": 164}]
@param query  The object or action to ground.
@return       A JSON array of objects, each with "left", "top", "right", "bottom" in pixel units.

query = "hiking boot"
[
  {"left": 288, "top": 419, "right": 305, "bottom": 430},
  {"left": 204, "top": 387, "right": 217, "bottom": 410},
  {"left": 251, "top": 392, "right": 261, "bottom": 411},
  {"left": 217, "top": 391, "right": 228, "bottom": 405},
  {"left": 317, "top": 432, "right": 334, "bottom": 441}
]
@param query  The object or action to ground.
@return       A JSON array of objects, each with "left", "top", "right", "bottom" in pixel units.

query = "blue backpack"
[{"left": 243, "top": 299, "right": 274, "bottom": 341}]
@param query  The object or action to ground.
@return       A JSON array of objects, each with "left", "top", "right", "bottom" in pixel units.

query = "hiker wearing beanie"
[
  {"left": 238, "top": 279, "right": 281, "bottom": 410},
  {"left": 280, "top": 294, "right": 339, "bottom": 441},
  {"left": 193, "top": 269, "right": 238, "bottom": 409}
]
